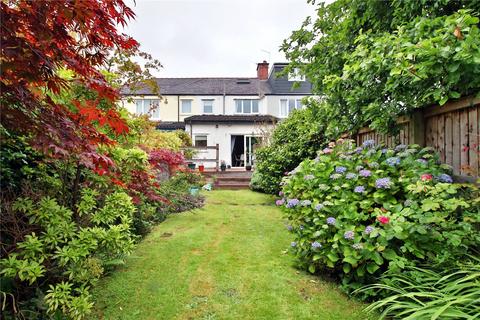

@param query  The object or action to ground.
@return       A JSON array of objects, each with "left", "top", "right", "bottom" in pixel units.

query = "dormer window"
[{"left": 288, "top": 68, "right": 305, "bottom": 82}]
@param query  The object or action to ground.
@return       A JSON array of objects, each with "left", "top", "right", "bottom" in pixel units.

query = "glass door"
[{"left": 245, "top": 136, "right": 259, "bottom": 166}]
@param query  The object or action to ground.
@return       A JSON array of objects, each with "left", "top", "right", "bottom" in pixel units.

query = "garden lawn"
[{"left": 93, "top": 190, "right": 372, "bottom": 320}]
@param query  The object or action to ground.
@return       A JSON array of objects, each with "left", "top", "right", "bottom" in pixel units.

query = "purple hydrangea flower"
[
  {"left": 286, "top": 199, "right": 300, "bottom": 208},
  {"left": 286, "top": 225, "right": 293, "bottom": 231},
  {"left": 359, "top": 169, "right": 372, "bottom": 177},
  {"left": 355, "top": 147, "right": 363, "bottom": 153},
  {"left": 291, "top": 242, "right": 297, "bottom": 247},
  {"left": 352, "top": 243, "right": 363, "bottom": 250},
  {"left": 330, "top": 173, "right": 342, "bottom": 180},
  {"left": 304, "top": 174, "right": 315, "bottom": 180},
  {"left": 363, "top": 140, "right": 375, "bottom": 148},
  {"left": 364, "top": 226, "right": 375, "bottom": 234},
  {"left": 354, "top": 186, "right": 366, "bottom": 193},
  {"left": 346, "top": 173, "right": 357, "bottom": 180},
  {"left": 381, "top": 148, "right": 388, "bottom": 154},
  {"left": 275, "top": 199, "right": 285, "bottom": 206},
  {"left": 326, "top": 217, "right": 336, "bottom": 225},
  {"left": 323, "top": 148, "right": 333, "bottom": 154},
  {"left": 395, "top": 144, "right": 407, "bottom": 152},
  {"left": 279, "top": 191, "right": 284, "bottom": 196},
  {"left": 416, "top": 158, "right": 428, "bottom": 165},
  {"left": 375, "top": 177, "right": 392, "bottom": 189},
  {"left": 312, "top": 241, "right": 322, "bottom": 249},
  {"left": 301, "top": 200, "right": 312, "bottom": 207},
  {"left": 344, "top": 231, "right": 355, "bottom": 240},
  {"left": 335, "top": 166, "right": 347, "bottom": 174},
  {"left": 437, "top": 173, "right": 453, "bottom": 183},
  {"left": 386, "top": 157, "right": 400, "bottom": 166},
  {"left": 315, "top": 204, "right": 324, "bottom": 211},
  {"left": 355, "top": 165, "right": 364, "bottom": 171}
]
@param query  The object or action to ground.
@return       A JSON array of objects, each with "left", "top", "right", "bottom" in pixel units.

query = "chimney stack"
[{"left": 256, "top": 61, "right": 269, "bottom": 80}]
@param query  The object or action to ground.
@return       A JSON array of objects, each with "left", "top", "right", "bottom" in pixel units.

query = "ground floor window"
[{"left": 194, "top": 135, "right": 208, "bottom": 147}]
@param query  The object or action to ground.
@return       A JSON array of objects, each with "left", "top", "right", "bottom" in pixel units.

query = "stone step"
[{"left": 215, "top": 183, "right": 250, "bottom": 189}]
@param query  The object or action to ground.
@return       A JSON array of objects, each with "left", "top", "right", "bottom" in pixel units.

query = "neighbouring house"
[{"left": 120, "top": 62, "right": 314, "bottom": 168}]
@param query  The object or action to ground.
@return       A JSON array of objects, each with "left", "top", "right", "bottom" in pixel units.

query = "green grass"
[{"left": 93, "top": 190, "right": 372, "bottom": 320}]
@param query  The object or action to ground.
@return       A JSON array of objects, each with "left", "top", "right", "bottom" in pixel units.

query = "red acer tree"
[{"left": 1, "top": 0, "right": 138, "bottom": 169}]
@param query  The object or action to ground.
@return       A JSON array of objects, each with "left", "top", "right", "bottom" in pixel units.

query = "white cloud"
[{"left": 123, "top": 0, "right": 317, "bottom": 77}]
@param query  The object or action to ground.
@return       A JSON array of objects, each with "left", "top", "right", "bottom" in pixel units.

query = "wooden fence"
[{"left": 356, "top": 96, "right": 479, "bottom": 179}]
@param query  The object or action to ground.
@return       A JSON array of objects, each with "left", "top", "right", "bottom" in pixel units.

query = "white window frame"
[
  {"left": 235, "top": 99, "right": 259, "bottom": 114},
  {"left": 288, "top": 68, "right": 305, "bottom": 82},
  {"left": 279, "top": 98, "right": 303, "bottom": 118},
  {"left": 135, "top": 99, "right": 160, "bottom": 120},
  {"left": 194, "top": 135, "right": 208, "bottom": 147},
  {"left": 181, "top": 99, "right": 192, "bottom": 114},
  {"left": 202, "top": 99, "right": 214, "bottom": 114}
]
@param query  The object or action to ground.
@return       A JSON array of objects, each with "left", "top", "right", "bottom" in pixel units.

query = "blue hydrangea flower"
[
  {"left": 326, "top": 217, "right": 336, "bottom": 225},
  {"left": 346, "top": 173, "right": 357, "bottom": 180},
  {"left": 362, "top": 140, "right": 375, "bottom": 148},
  {"left": 286, "top": 225, "right": 293, "bottom": 231},
  {"left": 381, "top": 148, "right": 388, "bottom": 154},
  {"left": 375, "top": 177, "right": 392, "bottom": 189},
  {"left": 291, "top": 242, "right": 297, "bottom": 247},
  {"left": 304, "top": 174, "right": 315, "bottom": 180},
  {"left": 354, "top": 186, "right": 366, "bottom": 193},
  {"left": 330, "top": 173, "right": 342, "bottom": 180},
  {"left": 286, "top": 199, "right": 300, "bottom": 208},
  {"left": 344, "top": 231, "right": 355, "bottom": 240},
  {"left": 364, "top": 226, "right": 375, "bottom": 234},
  {"left": 301, "top": 200, "right": 312, "bottom": 207},
  {"left": 355, "top": 165, "right": 364, "bottom": 171},
  {"left": 359, "top": 169, "right": 372, "bottom": 177},
  {"left": 335, "top": 166, "right": 347, "bottom": 174},
  {"left": 368, "top": 162, "right": 379, "bottom": 169},
  {"left": 395, "top": 144, "right": 407, "bottom": 152},
  {"left": 355, "top": 147, "right": 363, "bottom": 153},
  {"left": 352, "top": 243, "right": 363, "bottom": 250},
  {"left": 315, "top": 204, "right": 324, "bottom": 211},
  {"left": 416, "top": 158, "right": 428, "bottom": 165},
  {"left": 312, "top": 241, "right": 322, "bottom": 249},
  {"left": 437, "top": 173, "right": 453, "bottom": 183},
  {"left": 386, "top": 157, "right": 401, "bottom": 166}
]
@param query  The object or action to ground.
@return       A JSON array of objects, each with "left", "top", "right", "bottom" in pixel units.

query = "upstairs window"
[
  {"left": 194, "top": 135, "right": 207, "bottom": 147},
  {"left": 135, "top": 99, "right": 160, "bottom": 119},
  {"left": 279, "top": 99, "right": 303, "bottom": 117},
  {"left": 202, "top": 99, "right": 213, "bottom": 114},
  {"left": 235, "top": 99, "right": 259, "bottom": 114},
  {"left": 181, "top": 99, "right": 192, "bottom": 114},
  {"left": 288, "top": 68, "right": 305, "bottom": 82}
]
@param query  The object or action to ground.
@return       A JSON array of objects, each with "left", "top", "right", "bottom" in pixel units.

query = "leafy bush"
[
  {"left": 358, "top": 262, "right": 480, "bottom": 319},
  {"left": 0, "top": 190, "right": 136, "bottom": 319},
  {"left": 279, "top": 139, "right": 480, "bottom": 294},
  {"left": 250, "top": 103, "right": 325, "bottom": 194}
]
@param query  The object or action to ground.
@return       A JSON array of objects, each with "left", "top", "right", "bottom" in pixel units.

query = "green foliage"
[
  {"left": 358, "top": 262, "right": 480, "bottom": 319},
  {"left": 1, "top": 191, "right": 135, "bottom": 319},
  {"left": 250, "top": 103, "right": 325, "bottom": 194},
  {"left": 280, "top": 139, "right": 479, "bottom": 295},
  {"left": 282, "top": 1, "right": 480, "bottom": 135}
]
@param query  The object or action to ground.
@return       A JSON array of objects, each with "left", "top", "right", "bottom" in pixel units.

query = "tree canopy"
[{"left": 282, "top": 0, "right": 480, "bottom": 136}]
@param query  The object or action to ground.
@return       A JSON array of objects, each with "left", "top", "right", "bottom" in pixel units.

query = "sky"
[{"left": 123, "top": 0, "right": 318, "bottom": 77}]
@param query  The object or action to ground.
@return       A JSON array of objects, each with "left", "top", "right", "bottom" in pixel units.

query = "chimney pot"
[{"left": 256, "top": 61, "right": 269, "bottom": 80}]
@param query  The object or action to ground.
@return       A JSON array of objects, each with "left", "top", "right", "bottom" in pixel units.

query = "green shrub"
[
  {"left": 358, "top": 262, "right": 480, "bottom": 319},
  {"left": 250, "top": 102, "right": 325, "bottom": 194},
  {"left": 279, "top": 139, "right": 480, "bottom": 295},
  {"left": 0, "top": 190, "right": 135, "bottom": 319}
]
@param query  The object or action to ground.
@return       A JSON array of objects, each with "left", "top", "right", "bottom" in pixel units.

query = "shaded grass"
[{"left": 93, "top": 190, "right": 372, "bottom": 319}]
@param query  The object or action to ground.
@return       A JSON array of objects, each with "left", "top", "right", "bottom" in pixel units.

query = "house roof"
[
  {"left": 183, "top": 114, "right": 278, "bottom": 123},
  {"left": 122, "top": 78, "right": 272, "bottom": 96},
  {"left": 155, "top": 121, "right": 185, "bottom": 131}
]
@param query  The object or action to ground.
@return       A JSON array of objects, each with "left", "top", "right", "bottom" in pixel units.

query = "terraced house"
[{"left": 121, "top": 62, "right": 313, "bottom": 168}]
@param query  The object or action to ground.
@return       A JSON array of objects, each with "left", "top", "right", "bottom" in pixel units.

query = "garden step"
[{"left": 215, "top": 183, "right": 250, "bottom": 189}]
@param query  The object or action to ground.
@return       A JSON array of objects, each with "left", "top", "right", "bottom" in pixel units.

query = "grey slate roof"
[
  {"left": 155, "top": 121, "right": 185, "bottom": 131},
  {"left": 184, "top": 115, "right": 278, "bottom": 123}
]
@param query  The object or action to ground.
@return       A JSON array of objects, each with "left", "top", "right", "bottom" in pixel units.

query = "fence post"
[
  {"left": 215, "top": 144, "right": 219, "bottom": 172},
  {"left": 409, "top": 110, "right": 425, "bottom": 147}
]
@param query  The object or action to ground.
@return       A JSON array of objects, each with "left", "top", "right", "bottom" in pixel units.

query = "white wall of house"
[
  {"left": 185, "top": 122, "right": 274, "bottom": 168},
  {"left": 121, "top": 95, "right": 179, "bottom": 122},
  {"left": 264, "top": 95, "right": 309, "bottom": 118}
]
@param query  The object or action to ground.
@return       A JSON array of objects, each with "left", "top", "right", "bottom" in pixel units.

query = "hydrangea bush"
[{"left": 279, "top": 139, "right": 480, "bottom": 294}]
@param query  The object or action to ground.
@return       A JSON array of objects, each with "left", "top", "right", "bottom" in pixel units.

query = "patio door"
[{"left": 244, "top": 135, "right": 259, "bottom": 166}]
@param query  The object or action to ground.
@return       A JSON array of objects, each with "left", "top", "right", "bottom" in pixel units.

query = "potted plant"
[
  {"left": 184, "top": 148, "right": 197, "bottom": 170},
  {"left": 198, "top": 164, "right": 205, "bottom": 172},
  {"left": 220, "top": 160, "right": 227, "bottom": 171},
  {"left": 245, "top": 163, "right": 252, "bottom": 171}
]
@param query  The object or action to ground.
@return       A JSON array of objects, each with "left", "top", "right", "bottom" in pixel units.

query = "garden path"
[{"left": 93, "top": 190, "right": 372, "bottom": 320}]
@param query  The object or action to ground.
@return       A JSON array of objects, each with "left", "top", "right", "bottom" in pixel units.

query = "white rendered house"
[{"left": 121, "top": 62, "right": 313, "bottom": 168}]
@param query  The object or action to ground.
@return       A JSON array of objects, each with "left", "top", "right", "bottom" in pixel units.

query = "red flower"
[
  {"left": 421, "top": 174, "right": 433, "bottom": 181},
  {"left": 377, "top": 216, "right": 390, "bottom": 224}
]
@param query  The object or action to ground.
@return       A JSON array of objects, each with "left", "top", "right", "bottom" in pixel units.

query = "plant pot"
[
  {"left": 220, "top": 165, "right": 226, "bottom": 171},
  {"left": 198, "top": 165, "right": 205, "bottom": 172},
  {"left": 245, "top": 165, "right": 252, "bottom": 171}
]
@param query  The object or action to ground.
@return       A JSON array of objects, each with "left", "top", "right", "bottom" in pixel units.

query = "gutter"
[{"left": 177, "top": 95, "right": 180, "bottom": 122}]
